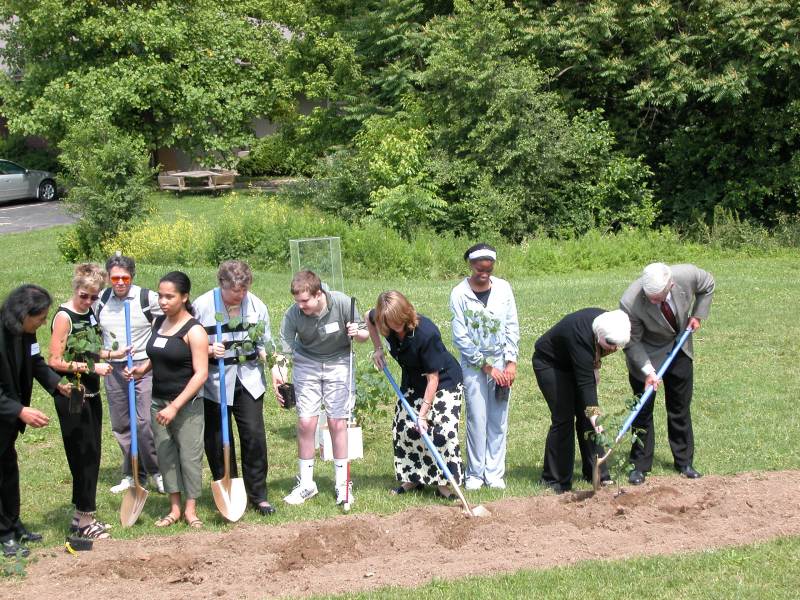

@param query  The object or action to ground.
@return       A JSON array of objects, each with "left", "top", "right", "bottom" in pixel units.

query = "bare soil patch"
[{"left": 5, "top": 470, "right": 799, "bottom": 599}]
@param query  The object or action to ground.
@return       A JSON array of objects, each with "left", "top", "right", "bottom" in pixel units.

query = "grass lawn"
[{"left": 1, "top": 197, "right": 799, "bottom": 594}]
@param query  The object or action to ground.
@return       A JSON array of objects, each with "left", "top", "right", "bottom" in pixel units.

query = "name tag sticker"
[
  {"left": 89, "top": 315, "right": 98, "bottom": 326},
  {"left": 324, "top": 322, "right": 340, "bottom": 334},
  {"left": 30, "top": 343, "right": 40, "bottom": 356},
  {"left": 153, "top": 337, "right": 168, "bottom": 348}
]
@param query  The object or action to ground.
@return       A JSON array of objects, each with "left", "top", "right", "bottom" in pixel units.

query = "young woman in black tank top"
[
  {"left": 126, "top": 271, "right": 208, "bottom": 528},
  {"left": 48, "top": 263, "right": 128, "bottom": 539}
]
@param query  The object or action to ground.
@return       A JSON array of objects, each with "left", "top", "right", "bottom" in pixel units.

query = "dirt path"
[{"left": 5, "top": 470, "right": 799, "bottom": 599}]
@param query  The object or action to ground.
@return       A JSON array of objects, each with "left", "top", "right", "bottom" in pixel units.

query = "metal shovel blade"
[
  {"left": 211, "top": 446, "right": 247, "bottom": 522},
  {"left": 592, "top": 449, "right": 613, "bottom": 492},
  {"left": 211, "top": 476, "right": 247, "bottom": 522},
  {"left": 120, "top": 457, "right": 149, "bottom": 527}
]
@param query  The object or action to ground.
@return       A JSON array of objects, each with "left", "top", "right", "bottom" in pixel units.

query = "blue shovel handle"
[
  {"left": 123, "top": 301, "right": 137, "bottom": 457},
  {"left": 213, "top": 288, "right": 230, "bottom": 447},
  {"left": 382, "top": 366, "right": 453, "bottom": 481},
  {"left": 615, "top": 327, "right": 693, "bottom": 443}
]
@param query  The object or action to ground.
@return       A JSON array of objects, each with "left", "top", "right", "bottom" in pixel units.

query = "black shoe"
[
  {"left": 628, "top": 469, "right": 646, "bottom": 485},
  {"left": 2, "top": 538, "right": 30, "bottom": 558},
  {"left": 251, "top": 502, "right": 276, "bottom": 516},
  {"left": 14, "top": 523, "right": 43, "bottom": 544},
  {"left": 677, "top": 465, "right": 702, "bottom": 479}
]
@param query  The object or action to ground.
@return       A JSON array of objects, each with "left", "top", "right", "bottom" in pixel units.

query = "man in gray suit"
[{"left": 619, "top": 263, "right": 715, "bottom": 485}]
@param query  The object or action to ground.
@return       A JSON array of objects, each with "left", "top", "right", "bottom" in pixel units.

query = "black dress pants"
[
  {"left": 204, "top": 379, "right": 268, "bottom": 504},
  {"left": 0, "top": 425, "right": 21, "bottom": 542},
  {"left": 628, "top": 349, "right": 694, "bottom": 472},
  {"left": 534, "top": 363, "right": 608, "bottom": 491},
  {"left": 54, "top": 393, "right": 102, "bottom": 512}
]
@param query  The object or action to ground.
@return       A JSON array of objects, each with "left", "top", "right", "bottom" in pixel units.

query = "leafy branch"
[
  {"left": 585, "top": 397, "right": 645, "bottom": 490},
  {"left": 59, "top": 323, "right": 116, "bottom": 387}
]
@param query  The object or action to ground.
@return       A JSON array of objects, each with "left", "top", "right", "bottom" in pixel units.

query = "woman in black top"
[
  {"left": 367, "top": 291, "right": 464, "bottom": 499},
  {"left": 0, "top": 284, "right": 66, "bottom": 557},
  {"left": 49, "top": 263, "right": 127, "bottom": 539},
  {"left": 532, "top": 308, "right": 631, "bottom": 493},
  {"left": 127, "top": 271, "right": 208, "bottom": 528}
]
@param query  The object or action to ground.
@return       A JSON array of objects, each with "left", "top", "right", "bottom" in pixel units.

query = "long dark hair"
[
  {"left": 159, "top": 271, "right": 193, "bottom": 314},
  {"left": 1, "top": 284, "right": 53, "bottom": 335}
]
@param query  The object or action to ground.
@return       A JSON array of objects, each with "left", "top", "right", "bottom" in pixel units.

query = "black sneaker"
[
  {"left": 2, "top": 538, "right": 30, "bottom": 558},
  {"left": 14, "top": 523, "right": 43, "bottom": 544}
]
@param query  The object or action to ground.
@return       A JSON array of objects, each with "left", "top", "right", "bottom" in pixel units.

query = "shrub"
[
  {"left": 237, "top": 133, "right": 296, "bottom": 177},
  {"left": 58, "top": 116, "right": 153, "bottom": 259},
  {"left": 101, "top": 217, "right": 212, "bottom": 267}
]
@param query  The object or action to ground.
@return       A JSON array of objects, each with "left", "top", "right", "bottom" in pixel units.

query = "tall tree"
[{"left": 0, "top": 0, "right": 358, "bottom": 163}]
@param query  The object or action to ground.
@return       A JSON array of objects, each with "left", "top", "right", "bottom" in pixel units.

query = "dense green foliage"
[
  {"left": 57, "top": 117, "right": 153, "bottom": 258},
  {"left": 4, "top": 0, "right": 800, "bottom": 240},
  {"left": 0, "top": 0, "right": 358, "bottom": 165},
  {"left": 294, "top": 0, "right": 800, "bottom": 235},
  {"left": 88, "top": 191, "right": 800, "bottom": 279}
]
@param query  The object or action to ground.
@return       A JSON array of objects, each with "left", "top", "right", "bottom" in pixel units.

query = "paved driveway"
[{"left": 0, "top": 200, "right": 75, "bottom": 233}]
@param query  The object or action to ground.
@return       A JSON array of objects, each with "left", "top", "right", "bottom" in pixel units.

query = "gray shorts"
[{"left": 293, "top": 353, "right": 354, "bottom": 419}]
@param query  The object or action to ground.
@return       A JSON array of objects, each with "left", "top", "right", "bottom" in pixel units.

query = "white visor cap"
[{"left": 592, "top": 309, "right": 631, "bottom": 348}]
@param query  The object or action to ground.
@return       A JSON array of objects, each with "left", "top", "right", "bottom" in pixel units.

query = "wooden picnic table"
[{"left": 158, "top": 170, "right": 236, "bottom": 192}]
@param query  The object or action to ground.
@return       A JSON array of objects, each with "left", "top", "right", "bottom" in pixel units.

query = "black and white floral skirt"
[{"left": 392, "top": 385, "right": 463, "bottom": 487}]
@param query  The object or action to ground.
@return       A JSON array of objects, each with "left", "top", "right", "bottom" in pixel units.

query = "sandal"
[
  {"left": 390, "top": 483, "right": 421, "bottom": 495},
  {"left": 73, "top": 520, "right": 111, "bottom": 540},
  {"left": 185, "top": 516, "right": 203, "bottom": 529},
  {"left": 154, "top": 514, "right": 179, "bottom": 528}
]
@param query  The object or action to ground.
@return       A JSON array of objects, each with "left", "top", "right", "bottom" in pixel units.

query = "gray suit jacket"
[{"left": 620, "top": 264, "right": 715, "bottom": 381}]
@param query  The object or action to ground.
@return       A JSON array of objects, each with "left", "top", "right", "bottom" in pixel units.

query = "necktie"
[{"left": 660, "top": 300, "right": 678, "bottom": 331}]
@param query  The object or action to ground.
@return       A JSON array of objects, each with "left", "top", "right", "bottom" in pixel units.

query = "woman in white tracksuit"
[{"left": 450, "top": 243, "right": 519, "bottom": 490}]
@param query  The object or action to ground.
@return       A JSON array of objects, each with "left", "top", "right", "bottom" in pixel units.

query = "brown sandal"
[
  {"left": 154, "top": 514, "right": 179, "bottom": 528},
  {"left": 185, "top": 516, "right": 203, "bottom": 529}
]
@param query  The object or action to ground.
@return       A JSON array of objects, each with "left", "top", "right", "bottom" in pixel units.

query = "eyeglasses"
[
  {"left": 78, "top": 291, "right": 100, "bottom": 301},
  {"left": 111, "top": 275, "right": 132, "bottom": 284}
]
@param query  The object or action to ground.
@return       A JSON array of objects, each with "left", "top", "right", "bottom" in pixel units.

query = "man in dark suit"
[
  {"left": 1, "top": 284, "right": 65, "bottom": 557},
  {"left": 619, "top": 263, "right": 715, "bottom": 485}
]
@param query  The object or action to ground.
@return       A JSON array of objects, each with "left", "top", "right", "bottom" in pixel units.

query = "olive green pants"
[{"left": 151, "top": 396, "right": 204, "bottom": 499}]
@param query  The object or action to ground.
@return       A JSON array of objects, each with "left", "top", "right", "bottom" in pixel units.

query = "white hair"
[
  {"left": 642, "top": 262, "right": 672, "bottom": 296},
  {"left": 592, "top": 309, "right": 631, "bottom": 347}
]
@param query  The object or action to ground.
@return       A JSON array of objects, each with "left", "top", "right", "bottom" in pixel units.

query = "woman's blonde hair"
[
  {"left": 72, "top": 262, "right": 107, "bottom": 292},
  {"left": 374, "top": 291, "right": 419, "bottom": 337}
]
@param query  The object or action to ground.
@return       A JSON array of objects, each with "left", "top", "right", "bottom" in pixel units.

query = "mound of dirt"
[{"left": 5, "top": 470, "right": 800, "bottom": 599}]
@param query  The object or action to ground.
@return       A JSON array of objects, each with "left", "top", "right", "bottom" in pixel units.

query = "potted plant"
[
  {"left": 213, "top": 314, "right": 295, "bottom": 408},
  {"left": 462, "top": 307, "right": 509, "bottom": 400},
  {"left": 60, "top": 323, "right": 117, "bottom": 413},
  {"left": 585, "top": 400, "right": 645, "bottom": 494}
]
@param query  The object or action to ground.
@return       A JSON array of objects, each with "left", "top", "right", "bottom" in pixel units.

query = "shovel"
[
  {"left": 120, "top": 300, "right": 149, "bottom": 527},
  {"left": 592, "top": 327, "right": 693, "bottom": 491},
  {"left": 383, "top": 366, "right": 490, "bottom": 518},
  {"left": 342, "top": 296, "right": 356, "bottom": 512},
  {"left": 210, "top": 288, "right": 248, "bottom": 522}
]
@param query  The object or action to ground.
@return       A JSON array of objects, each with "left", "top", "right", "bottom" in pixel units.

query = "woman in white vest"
[{"left": 193, "top": 260, "right": 276, "bottom": 516}]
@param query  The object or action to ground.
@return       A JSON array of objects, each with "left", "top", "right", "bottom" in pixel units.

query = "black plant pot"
[
  {"left": 278, "top": 383, "right": 296, "bottom": 409},
  {"left": 69, "top": 385, "right": 85, "bottom": 414}
]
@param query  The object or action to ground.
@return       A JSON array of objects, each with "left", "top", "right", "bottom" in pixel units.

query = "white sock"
[
  {"left": 299, "top": 459, "right": 315, "bottom": 487},
  {"left": 334, "top": 459, "right": 348, "bottom": 488}
]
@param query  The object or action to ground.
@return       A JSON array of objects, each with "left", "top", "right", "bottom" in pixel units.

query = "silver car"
[{"left": 0, "top": 159, "right": 58, "bottom": 203}]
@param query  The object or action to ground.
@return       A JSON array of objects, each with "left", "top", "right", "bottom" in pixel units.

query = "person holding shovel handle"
[
  {"left": 95, "top": 253, "right": 164, "bottom": 496},
  {"left": 0, "top": 284, "right": 71, "bottom": 557},
  {"left": 619, "top": 263, "right": 715, "bottom": 486},
  {"left": 532, "top": 308, "right": 631, "bottom": 493},
  {"left": 367, "top": 291, "right": 464, "bottom": 499},
  {"left": 49, "top": 263, "right": 128, "bottom": 540},
  {"left": 125, "top": 271, "right": 208, "bottom": 528},
  {"left": 272, "top": 271, "right": 368, "bottom": 507},
  {"left": 194, "top": 260, "right": 276, "bottom": 516}
]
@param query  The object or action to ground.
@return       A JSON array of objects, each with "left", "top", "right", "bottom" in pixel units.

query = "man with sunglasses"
[{"left": 95, "top": 254, "right": 164, "bottom": 494}]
